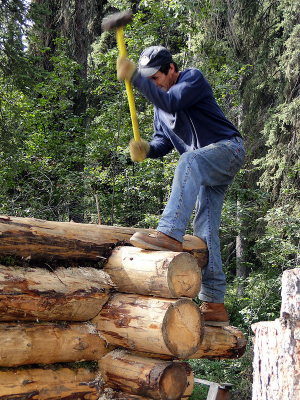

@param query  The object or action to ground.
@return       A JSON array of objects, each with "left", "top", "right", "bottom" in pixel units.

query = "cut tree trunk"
[
  {"left": 98, "top": 350, "right": 188, "bottom": 400},
  {"left": 252, "top": 268, "right": 300, "bottom": 400},
  {"left": 0, "top": 265, "right": 113, "bottom": 321},
  {"left": 0, "top": 321, "right": 109, "bottom": 367},
  {"left": 0, "top": 367, "right": 101, "bottom": 400},
  {"left": 92, "top": 293, "right": 204, "bottom": 359},
  {"left": 104, "top": 247, "right": 201, "bottom": 298},
  {"left": 188, "top": 326, "right": 246, "bottom": 360},
  {"left": 0, "top": 216, "right": 207, "bottom": 260}
]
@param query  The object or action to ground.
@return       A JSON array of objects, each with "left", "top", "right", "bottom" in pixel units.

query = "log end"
[
  {"left": 168, "top": 253, "right": 202, "bottom": 298},
  {"left": 163, "top": 299, "right": 204, "bottom": 359},
  {"left": 159, "top": 364, "right": 188, "bottom": 400}
]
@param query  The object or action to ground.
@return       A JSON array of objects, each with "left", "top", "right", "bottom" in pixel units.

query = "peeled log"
[
  {"left": 0, "top": 367, "right": 101, "bottom": 399},
  {"left": 93, "top": 293, "right": 204, "bottom": 359},
  {"left": 99, "top": 350, "right": 188, "bottom": 400},
  {"left": 0, "top": 321, "right": 108, "bottom": 367},
  {"left": 0, "top": 216, "right": 207, "bottom": 260},
  {"left": 0, "top": 265, "right": 113, "bottom": 321},
  {"left": 188, "top": 326, "right": 246, "bottom": 360},
  {"left": 104, "top": 247, "right": 201, "bottom": 298}
]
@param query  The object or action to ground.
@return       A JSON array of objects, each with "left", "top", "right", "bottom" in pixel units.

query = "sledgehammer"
[{"left": 102, "top": 11, "right": 140, "bottom": 142}]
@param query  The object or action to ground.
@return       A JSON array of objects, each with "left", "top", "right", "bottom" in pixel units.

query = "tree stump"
[{"left": 252, "top": 268, "right": 300, "bottom": 400}]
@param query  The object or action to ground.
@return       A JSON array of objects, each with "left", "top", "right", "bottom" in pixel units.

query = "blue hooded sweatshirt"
[{"left": 132, "top": 68, "right": 241, "bottom": 158}]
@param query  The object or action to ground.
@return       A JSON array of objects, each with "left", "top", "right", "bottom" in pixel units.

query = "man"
[{"left": 117, "top": 46, "right": 245, "bottom": 326}]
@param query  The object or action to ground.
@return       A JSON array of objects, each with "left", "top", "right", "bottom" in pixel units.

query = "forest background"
[{"left": 0, "top": 0, "right": 299, "bottom": 398}]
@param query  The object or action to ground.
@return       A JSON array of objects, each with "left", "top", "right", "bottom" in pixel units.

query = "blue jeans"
[{"left": 157, "top": 137, "right": 245, "bottom": 303}]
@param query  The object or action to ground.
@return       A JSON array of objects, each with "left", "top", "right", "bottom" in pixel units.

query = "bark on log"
[
  {"left": 92, "top": 293, "right": 204, "bottom": 359},
  {"left": 188, "top": 326, "right": 246, "bottom": 360},
  {"left": 0, "top": 321, "right": 109, "bottom": 367},
  {"left": 280, "top": 268, "right": 300, "bottom": 320},
  {"left": 0, "top": 216, "right": 207, "bottom": 260},
  {"left": 104, "top": 247, "right": 201, "bottom": 298},
  {"left": 0, "top": 367, "right": 101, "bottom": 399},
  {"left": 0, "top": 265, "right": 113, "bottom": 321},
  {"left": 252, "top": 319, "right": 300, "bottom": 400},
  {"left": 180, "top": 362, "right": 194, "bottom": 400},
  {"left": 99, "top": 389, "right": 149, "bottom": 400},
  {"left": 98, "top": 350, "right": 188, "bottom": 400}
]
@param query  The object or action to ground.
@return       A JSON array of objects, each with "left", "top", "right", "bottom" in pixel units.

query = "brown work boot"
[
  {"left": 200, "top": 302, "right": 229, "bottom": 326},
  {"left": 130, "top": 231, "right": 183, "bottom": 252}
]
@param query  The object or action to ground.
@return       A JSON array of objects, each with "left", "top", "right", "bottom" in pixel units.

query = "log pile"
[{"left": 0, "top": 216, "right": 246, "bottom": 400}]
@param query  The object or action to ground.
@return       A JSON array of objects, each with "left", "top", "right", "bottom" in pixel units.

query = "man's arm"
[{"left": 133, "top": 69, "right": 211, "bottom": 114}]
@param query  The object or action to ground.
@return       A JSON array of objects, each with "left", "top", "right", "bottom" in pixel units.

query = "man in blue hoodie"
[{"left": 117, "top": 46, "right": 245, "bottom": 326}]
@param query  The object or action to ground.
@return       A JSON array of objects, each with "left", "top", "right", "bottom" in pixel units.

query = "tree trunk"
[
  {"left": 0, "top": 321, "right": 108, "bottom": 367},
  {"left": 98, "top": 350, "right": 188, "bottom": 400},
  {"left": 188, "top": 326, "right": 246, "bottom": 360},
  {"left": 92, "top": 293, "right": 204, "bottom": 359},
  {"left": 0, "top": 216, "right": 207, "bottom": 260},
  {"left": 0, "top": 367, "right": 101, "bottom": 400},
  {"left": 252, "top": 268, "right": 300, "bottom": 400},
  {"left": 104, "top": 246, "right": 201, "bottom": 298},
  {"left": 236, "top": 199, "right": 247, "bottom": 298},
  {"left": 0, "top": 265, "right": 113, "bottom": 321}
]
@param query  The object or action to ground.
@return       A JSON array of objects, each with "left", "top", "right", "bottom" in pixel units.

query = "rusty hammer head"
[{"left": 102, "top": 10, "right": 133, "bottom": 31}]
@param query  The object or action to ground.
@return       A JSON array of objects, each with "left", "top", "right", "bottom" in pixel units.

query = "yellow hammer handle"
[{"left": 116, "top": 27, "right": 140, "bottom": 142}]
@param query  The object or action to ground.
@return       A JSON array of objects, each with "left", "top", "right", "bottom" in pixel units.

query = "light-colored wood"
[
  {"left": 0, "top": 265, "right": 113, "bottom": 321},
  {"left": 104, "top": 247, "right": 202, "bottom": 298},
  {"left": 252, "top": 269, "right": 300, "bottom": 400},
  {"left": 0, "top": 321, "right": 109, "bottom": 367},
  {"left": 252, "top": 319, "right": 300, "bottom": 400},
  {"left": 188, "top": 326, "right": 246, "bottom": 360},
  {"left": 0, "top": 215, "right": 207, "bottom": 260},
  {"left": 98, "top": 350, "right": 188, "bottom": 400},
  {"left": 93, "top": 293, "right": 203, "bottom": 359},
  {"left": 280, "top": 268, "right": 300, "bottom": 319},
  {"left": 0, "top": 367, "right": 101, "bottom": 399}
]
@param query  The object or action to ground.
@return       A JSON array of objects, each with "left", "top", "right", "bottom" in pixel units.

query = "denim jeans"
[{"left": 157, "top": 137, "right": 245, "bottom": 303}]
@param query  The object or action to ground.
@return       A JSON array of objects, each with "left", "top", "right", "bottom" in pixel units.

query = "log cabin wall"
[{"left": 0, "top": 216, "right": 246, "bottom": 400}]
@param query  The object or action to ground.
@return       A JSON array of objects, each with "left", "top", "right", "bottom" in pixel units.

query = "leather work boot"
[
  {"left": 200, "top": 302, "right": 229, "bottom": 326},
  {"left": 130, "top": 231, "right": 183, "bottom": 252}
]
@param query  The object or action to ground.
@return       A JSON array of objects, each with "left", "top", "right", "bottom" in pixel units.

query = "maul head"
[{"left": 102, "top": 10, "right": 133, "bottom": 31}]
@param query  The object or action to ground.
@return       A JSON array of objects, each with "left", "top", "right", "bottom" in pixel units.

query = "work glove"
[
  {"left": 117, "top": 57, "right": 137, "bottom": 82},
  {"left": 129, "top": 138, "right": 150, "bottom": 162}
]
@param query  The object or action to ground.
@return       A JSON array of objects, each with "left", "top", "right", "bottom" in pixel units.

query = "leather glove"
[
  {"left": 117, "top": 57, "right": 137, "bottom": 81},
  {"left": 129, "top": 138, "right": 150, "bottom": 162}
]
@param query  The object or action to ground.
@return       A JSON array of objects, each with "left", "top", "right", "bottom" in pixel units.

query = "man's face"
[{"left": 148, "top": 63, "right": 176, "bottom": 91}]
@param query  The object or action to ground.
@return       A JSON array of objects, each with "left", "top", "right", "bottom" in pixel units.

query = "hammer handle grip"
[{"left": 116, "top": 27, "right": 140, "bottom": 143}]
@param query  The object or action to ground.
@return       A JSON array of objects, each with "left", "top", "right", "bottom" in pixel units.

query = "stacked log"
[{"left": 0, "top": 216, "right": 246, "bottom": 399}]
